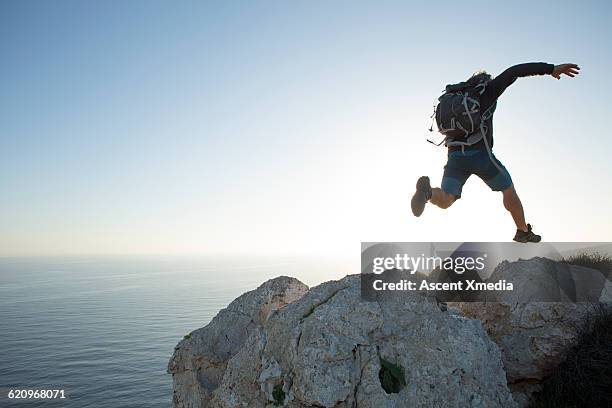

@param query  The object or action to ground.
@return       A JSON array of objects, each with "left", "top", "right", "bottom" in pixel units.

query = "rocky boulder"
[
  {"left": 172, "top": 274, "right": 517, "bottom": 408},
  {"left": 168, "top": 276, "right": 309, "bottom": 408},
  {"left": 450, "top": 257, "right": 611, "bottom": 406}
]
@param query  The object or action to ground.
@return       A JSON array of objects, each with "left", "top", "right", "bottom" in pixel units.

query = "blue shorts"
[{"left": 441, "top": 149, "right": 513, "bottom": 198}]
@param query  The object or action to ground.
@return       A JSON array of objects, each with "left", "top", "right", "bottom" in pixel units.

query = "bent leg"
[
  {"left": 431, "top": 188, "right": 456, "bottom": 209},
  {"left": 412, "top": 152, "right": 468, "bottom": 216},
  {"left": 438, "top": 153, "right": 470, "bottom": 208},
  {"left": 502, "top": 185, "right": 528, "bottom": 232}
]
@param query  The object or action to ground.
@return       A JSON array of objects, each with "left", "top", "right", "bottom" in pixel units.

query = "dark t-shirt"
[{"left": 449, "top": 62, "right": 554, "bottom": 152}]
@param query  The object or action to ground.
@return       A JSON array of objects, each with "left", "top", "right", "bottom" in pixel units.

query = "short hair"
[
  {"left": 445, "top": 70, "right": 492, "bottom": 93},
  {"left": 468, "top": 70, "right": 492, "bottom": 85}
]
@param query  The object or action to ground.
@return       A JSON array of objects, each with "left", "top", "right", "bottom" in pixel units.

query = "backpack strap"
[
  {"left": 448, "top": 104, "right": 494, "bottom": 153},
  {"left": 445, "top": 131, "right": 485, "bottom": 154},
  {"left": 461, "top": 94, "right": 476, "bottom": 134},
  {"left": 474, "top": 82, "right": 487, "bottom": 95},
  {"left": 479, "top": 114, "right": 505, "bottom": 174}
]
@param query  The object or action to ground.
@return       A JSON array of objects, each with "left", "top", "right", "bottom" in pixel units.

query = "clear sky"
[{"left": 1, "top": 0, "right": 611, "bottom": 257}]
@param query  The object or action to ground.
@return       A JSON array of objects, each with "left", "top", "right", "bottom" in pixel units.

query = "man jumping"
[{"left": 411, "top": 62, "right": 580, "bottom": 242}]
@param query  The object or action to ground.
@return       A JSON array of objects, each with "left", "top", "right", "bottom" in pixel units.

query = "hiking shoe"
[
  {"left": 513, "top": 224, "right": 542, "bottom": 243},
  {"left": 411, "top": 176, "right": 432, "bottom": 217}
]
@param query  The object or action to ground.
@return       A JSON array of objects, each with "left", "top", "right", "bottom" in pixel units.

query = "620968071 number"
[{"left": 8, "top": 389, "right": 66, "bottom": 399}]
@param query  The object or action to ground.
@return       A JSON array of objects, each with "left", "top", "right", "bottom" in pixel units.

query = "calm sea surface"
[{"left": 0, "top": 256, "right": 349, "bottom": 407}]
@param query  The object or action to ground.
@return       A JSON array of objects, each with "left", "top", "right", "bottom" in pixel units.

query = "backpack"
[
  {"left": 428, "top": 75, "right": 493, "bottom": 149},
  {"left": 427, "top": 73, "right": 505, "bottom": 173}
]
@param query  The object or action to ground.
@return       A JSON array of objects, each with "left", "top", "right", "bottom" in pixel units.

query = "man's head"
[
  {"left": 445, "top": 71, "right": 491, "bottom": 93},
  {"left": 468, "top": 70, "right": 492, "bottom": 85}
]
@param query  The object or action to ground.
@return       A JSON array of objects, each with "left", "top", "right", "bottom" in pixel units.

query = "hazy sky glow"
[{"left": 2, "top": 0, "right": 612, "bottom": 256}]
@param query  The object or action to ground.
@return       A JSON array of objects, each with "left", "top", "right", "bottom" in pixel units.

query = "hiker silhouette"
[{"left": 411, "top": 63, "right": 580, "bottom": 242}]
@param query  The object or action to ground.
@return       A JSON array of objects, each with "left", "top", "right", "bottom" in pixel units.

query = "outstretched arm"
[{"left": 482, "top": 62, "right": 580, "bottom": 105}]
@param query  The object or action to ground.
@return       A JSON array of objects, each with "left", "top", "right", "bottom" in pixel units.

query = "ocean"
[{"left": 0, "top": 256, "right": 348, "bottom": 407}]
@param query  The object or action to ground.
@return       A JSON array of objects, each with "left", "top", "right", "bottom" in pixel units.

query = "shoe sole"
[
  {"left": 513, "top": 236, "right": 542, "bottom": 243},
  {"left": 416, "top": 176, "right": 431, "bottom": 192},
  {"left": 411, "top": 191, "right": 427, "bottom": 217},
  {"left": 412, "top": 176, "right": 431, "bottom": 217}
]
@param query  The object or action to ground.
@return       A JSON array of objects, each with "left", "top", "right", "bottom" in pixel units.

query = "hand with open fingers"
[{"left": 552, "top": 63, "right": 580, "bottom": 79}]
